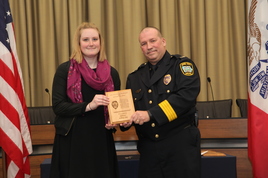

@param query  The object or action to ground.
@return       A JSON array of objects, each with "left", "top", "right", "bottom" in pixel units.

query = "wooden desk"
[
  {"left": 113, "top": 118, "right": 250, "bottom": 178},
  {"left": 113, "top": 118, "right": 247, "bottom": 141},
  {"left": 31, "top": 124, "right": 55, "bottom": 145},
  {"left": 40, "top": 154, "right": 237, "bottom": 178},
  {"left": 198, "top": 118, "right": 247, "bottom": 138},
  {"left": 0, "top": 118, "right": 251, "bottom": 178}
]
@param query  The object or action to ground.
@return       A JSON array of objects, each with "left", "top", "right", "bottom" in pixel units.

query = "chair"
[
  {"left": 236, "top": 99, "right": 248, "bottom": 118},
  {"left": 28, "top": 106, "right": 56, "bottom": 124},
  {"left": 196, "top": 99, "right": 232, "bottom": 119}
]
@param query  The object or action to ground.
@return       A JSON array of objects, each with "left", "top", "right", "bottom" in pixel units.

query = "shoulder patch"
[{"left": 180, "top": 62, "right": 194, "bottom": 76}]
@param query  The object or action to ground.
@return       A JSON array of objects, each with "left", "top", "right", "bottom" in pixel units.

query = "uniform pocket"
[{"left": 132, "top": 88, "right": 144, "bottom": 102}]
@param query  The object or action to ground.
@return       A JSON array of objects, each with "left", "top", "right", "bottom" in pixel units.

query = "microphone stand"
[
  {"left": 207, "top": 77, "right": 217, "bottom": 118},
  {"left": 45, "top": 88, "right": 51, "bottom": 106}
]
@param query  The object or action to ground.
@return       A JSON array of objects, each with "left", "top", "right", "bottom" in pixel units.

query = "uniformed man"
[{"left": 121, "top": 27, "right": 201, "bottom": 178}]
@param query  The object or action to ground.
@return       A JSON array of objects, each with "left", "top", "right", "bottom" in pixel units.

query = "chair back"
[
  {"left": 28, "top": 106, "right": 55, "bottom": 124},
  {"left": 236, "top": 99, "right": 248, "bottom": 117},
  {"left": 196, "top": 99, "right": 232, "bottom": 118}
]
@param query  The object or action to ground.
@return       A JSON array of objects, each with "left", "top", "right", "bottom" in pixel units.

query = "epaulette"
[
  {"left": 138, "top": 62, "right": 147, "bottom": 69},
  {"left": 171, "top": 54, "right": 187, "bottom": 60},
  {"left": 129, "top": 62, "right": 147, "bottom": 74}
]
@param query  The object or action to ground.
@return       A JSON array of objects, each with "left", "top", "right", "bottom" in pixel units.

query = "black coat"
[
  {"left": 52, "top": 61, "right": 121, "bottom": 136},
  {"left": 126, "top": 51, "right": 201, "bottom": 178},
  {"left": 126, "top": 51, "right": 200, "bottom": 141},
  {"left": 50, "top": 60, "right": 121, "bottom": 178}
]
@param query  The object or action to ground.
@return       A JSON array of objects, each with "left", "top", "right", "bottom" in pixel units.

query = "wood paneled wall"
[{"left": 0, "top": 118, "right": 252, "bottom": 178}]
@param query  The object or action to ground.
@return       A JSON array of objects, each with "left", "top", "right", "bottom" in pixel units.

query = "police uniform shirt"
[{"left": 126, "top": 51, "right": 200, "bottom": 141}]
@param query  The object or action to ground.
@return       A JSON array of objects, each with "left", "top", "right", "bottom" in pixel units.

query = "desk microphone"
[
  {"left": 207, "top": 77, "right": 216, "bottom": 118},
  {"left": 207, "top": 77, "right": 215, "bottom": 101},
  {"left": 45, "top": 88, "right": 51, "bottom": 106}
]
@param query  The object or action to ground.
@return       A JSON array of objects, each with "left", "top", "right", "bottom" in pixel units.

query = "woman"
[{"left": 50, "top": 22, "right": 121, "bottom": 178}]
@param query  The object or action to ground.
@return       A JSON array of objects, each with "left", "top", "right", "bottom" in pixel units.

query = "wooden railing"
[
  {"left": 29, "top": 118, "right": 248, "bottom": 144},
  {"left": 199, "top": 118, "right": 247, "bottom": 138},
  {"left": 31, "top": 124, "right": 55, "bottom": 145},
  {"left": 1, "top": 118, "right": 251, "bottom": 178}
]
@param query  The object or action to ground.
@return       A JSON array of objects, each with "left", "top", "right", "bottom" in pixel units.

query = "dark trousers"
[{"left": 137, "top": 125, "right": 201, "bottom": 178}]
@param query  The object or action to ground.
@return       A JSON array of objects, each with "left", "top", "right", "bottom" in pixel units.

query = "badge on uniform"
[
  {"left": 180, "top": 62, "right": 194, "bottom": 76},
  {"left": 163, "top": 74, "right": 171, "bottom": 85}
]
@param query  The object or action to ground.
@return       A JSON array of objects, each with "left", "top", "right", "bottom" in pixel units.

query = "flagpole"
[{"left": 2, "top": 150, "right": 7, "bottom": 178}]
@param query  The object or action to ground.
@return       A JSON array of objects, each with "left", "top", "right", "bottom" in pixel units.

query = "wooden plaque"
[{"left": 106, "top": 89, "right": 135, "bottom": 124}]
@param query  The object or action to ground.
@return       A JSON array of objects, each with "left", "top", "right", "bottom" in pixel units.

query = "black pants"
[{"left": 137, "top": 125, "right": 201, "bottom": 178}]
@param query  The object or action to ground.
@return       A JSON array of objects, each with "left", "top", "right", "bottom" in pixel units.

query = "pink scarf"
[{"left": 67, "top": 58, "right": 114, "bottom": 123}]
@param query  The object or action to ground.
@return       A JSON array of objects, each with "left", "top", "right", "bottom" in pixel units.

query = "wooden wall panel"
[
  {"left": 212, "top": 149, "right": 252, "bottom": 178},
  {"left": 31, "top": 125, "right": 55, "bottom": 145},
  {"left": 30, "top": 155, "right": 52, "bottom": 178},
  {"left": 198, "top": 118, "right": 247, "bottom": 138},
  {"left": 0, "top": 158, "right": 3, "bottom": 178},
  {"left": 1, "top": 118, "right": 251, "bottom": 178}
]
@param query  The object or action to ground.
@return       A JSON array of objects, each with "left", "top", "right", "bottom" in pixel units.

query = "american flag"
[
  {"left": 248, "top": 0, "right": 268, "bottom": 177},
  {"left": 0, "top": 0, "right": 32, "bottom": 177}
]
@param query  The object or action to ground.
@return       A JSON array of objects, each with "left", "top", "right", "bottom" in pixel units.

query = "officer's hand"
[
  {"left": 131, "top": 111, "right": 150, "bottom": 125},
  {"left": 120, "top": 121, "right": 133, "bottom": 128}
]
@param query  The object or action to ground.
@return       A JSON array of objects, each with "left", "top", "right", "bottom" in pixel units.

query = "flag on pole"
[
  {"left": 248, "top": 0, "right": 268, "bottom": 177},
  {"left": 0, "top": 0, "right": 32, "bottom": 177}
]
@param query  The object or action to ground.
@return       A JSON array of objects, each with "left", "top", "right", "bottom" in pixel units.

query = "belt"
[{"left": 184, "top": 121, "right": 196, "bottom": 129}]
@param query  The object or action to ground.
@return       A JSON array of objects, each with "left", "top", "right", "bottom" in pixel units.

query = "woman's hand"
[
  {"left": 86, "top": 94, "right": 110, "bottom": 111},
  {"left": 105, "top": 123, "right": 118, "bottom": 130}
]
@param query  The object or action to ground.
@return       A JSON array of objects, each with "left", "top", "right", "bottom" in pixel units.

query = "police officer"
[{"left": 121, "top": 27, "right": 201, "bottom": 178}]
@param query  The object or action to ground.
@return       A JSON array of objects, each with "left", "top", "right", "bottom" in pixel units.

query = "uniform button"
[
  {"left": 148, "top": 89, "right": 152, "bottom": 93},
  {"left": 167, "top": 90, "right": 170, "bottom": 93},
  {"left": 134, "top": 98, "right": 137, "bottom": 101},
  {"left": 155, "top": 134, "right": 159, "bottom": 138},
  {"left": 149, "top": 100, "right": 152, "bottom": 104},
  {"left": 151, "top": 123, "right": 155, "bottom": 127}
]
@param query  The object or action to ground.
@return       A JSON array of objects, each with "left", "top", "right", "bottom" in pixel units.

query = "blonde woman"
[{"left": 50, "top": 22, "right": 120, "bottom": 178}]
